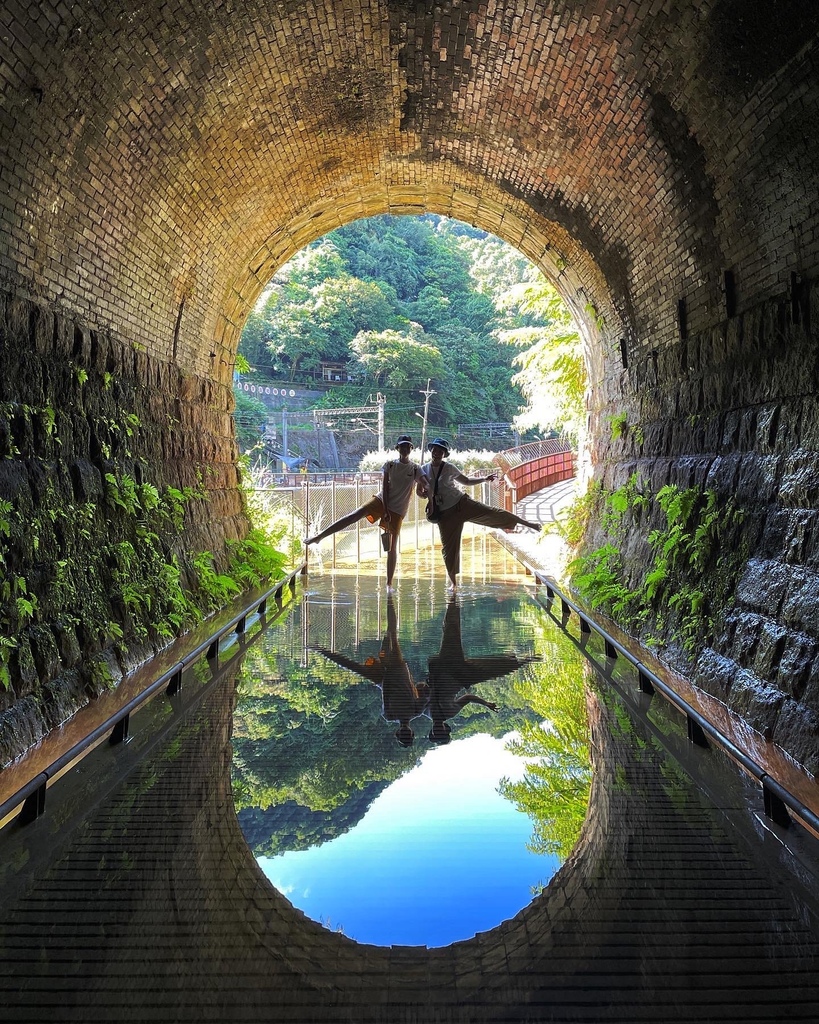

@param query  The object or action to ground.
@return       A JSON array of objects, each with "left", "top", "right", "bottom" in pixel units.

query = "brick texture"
[{"left": 0, "top": 1, "right": 818, "bottom": 763}]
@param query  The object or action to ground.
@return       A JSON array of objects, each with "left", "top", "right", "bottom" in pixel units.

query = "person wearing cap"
[
  {"left": 417, "top": 437, "right": 542, "bottom": 591},
  {"left": 305, "top": 435, "right": 421, "bottom": 589}
]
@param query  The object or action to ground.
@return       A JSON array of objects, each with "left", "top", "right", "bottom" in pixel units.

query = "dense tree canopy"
[{"left": 237, "top": 215, "right": 582, "bottom": 440}]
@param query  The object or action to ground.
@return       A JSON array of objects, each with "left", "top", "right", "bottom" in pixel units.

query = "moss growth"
[{"left": 568, "top": 476, "right": 746, "bottom": 656}]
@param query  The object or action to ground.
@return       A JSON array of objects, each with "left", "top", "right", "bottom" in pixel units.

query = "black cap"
[
  {"left": 394, "top": 435, "right": 413, "bottom": 448},
  {"left": 427, "top": 437, "right": 451, "bottom": 456}
]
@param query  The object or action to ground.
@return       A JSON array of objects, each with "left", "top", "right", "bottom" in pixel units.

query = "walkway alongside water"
[{"left": 1, "top": 481, "right": 818, "bottom": 1022}]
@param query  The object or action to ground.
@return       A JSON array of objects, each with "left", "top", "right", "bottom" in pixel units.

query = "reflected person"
[
  {"left": 311, "top": 597, "right": 429, "bottom": 746},
  {"left": 426, "top": 597, "right": 537, "bottom": 744}
]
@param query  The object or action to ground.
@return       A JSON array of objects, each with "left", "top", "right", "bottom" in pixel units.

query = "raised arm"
[{"left": 454, "top": 470, "right": 497, "bottom": 486}]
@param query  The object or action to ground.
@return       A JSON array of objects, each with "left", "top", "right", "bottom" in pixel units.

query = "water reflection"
[
  {"left": 426, "top": 598, "right": 538, "bottom": 745},
  {"left": 230, "top": 576, "right": 592, "bottom": 946},
  {"left": 311, "top": 597, "right": 430, "bottom": 747}
]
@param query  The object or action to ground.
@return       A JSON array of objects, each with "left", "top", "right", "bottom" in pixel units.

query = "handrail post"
[
  {"left": 19, "top": 781, "right": 47, "bottom": 824},
  {"left": 166, "top": 668, "right": 182, "bottom": 696},
  {"left": 762, "top": 779, "right": 791, "bottom": 828},
  {"left": 686, "top": 715, "right": 709, "bottom": 748},
  {"left": 110, "top": 713, "right": 130, "bottom": 745},
  {"left": 638, "top": 669, "right": 655, "bottom": 695}
]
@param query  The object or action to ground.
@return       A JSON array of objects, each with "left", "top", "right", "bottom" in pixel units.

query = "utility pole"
[
  {"left": 377, "top": 392, "right": 385, "bottom": 451},
  {"left": 419, "top": 379, "right": 435, "bottom": 462},
  {"left": 281, "top": 407, "right": 288, "bottom": 474},
  {"left": 368, "top": 392, "right": 386, "bottom": 451}
]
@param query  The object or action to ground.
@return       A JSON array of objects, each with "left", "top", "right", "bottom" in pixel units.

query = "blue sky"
[{"left": 259, "top": 732, "right": 561, "bottom": 947}]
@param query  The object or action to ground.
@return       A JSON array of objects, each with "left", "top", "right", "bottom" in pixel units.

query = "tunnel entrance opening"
[{"left": 230, "top": 213, "right": 587, "bottom": 478}]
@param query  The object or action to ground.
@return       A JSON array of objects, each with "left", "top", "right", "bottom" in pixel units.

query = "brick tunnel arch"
[
  {"left": 1, "top": 1, "right": 819, "bottom": 770},
  {"left": 188, "top": 675, "right": 625, "bottom": 1019},
  {"left": 218, "top": 179, "right": 620, "bottom": 398}
]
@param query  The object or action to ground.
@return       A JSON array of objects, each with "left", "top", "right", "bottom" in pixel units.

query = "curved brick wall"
[{"left": 0, "top": 1, "right": 818, "bottom": 765}]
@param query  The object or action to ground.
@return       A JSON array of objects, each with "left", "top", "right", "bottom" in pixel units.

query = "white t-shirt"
[
  {"left": 420, "top": 461, "right": 466, "bottom": 512},
  {"left": 379, "top": 459, "right": 421, "bottom": 516}
]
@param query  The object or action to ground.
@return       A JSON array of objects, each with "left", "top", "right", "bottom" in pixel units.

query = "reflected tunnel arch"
[{"left": 5, "top": 617, "right": 809, "bottom": 1023}]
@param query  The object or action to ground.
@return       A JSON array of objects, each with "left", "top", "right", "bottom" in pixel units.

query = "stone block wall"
[
  {"left": 0, "top": 291, "right": 248, "bottom": 765},
  {"left": 588, "top": 274, "right": 819, "bottom": 771}
]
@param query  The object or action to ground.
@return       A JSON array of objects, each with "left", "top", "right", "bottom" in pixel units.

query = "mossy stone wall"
[
  {"left": 0, "top": 292, "right": 248, "bottom": 765},
  {"left": 588, "top": 276, "right": 819, "bottom": 771}
]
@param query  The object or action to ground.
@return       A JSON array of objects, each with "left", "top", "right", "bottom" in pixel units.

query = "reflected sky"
[
  {"left": 260, "top": 732, "right": 560, "bottom": 946},
  {"left": 231, "top": 574, "right": 590, "bottom": 948}
]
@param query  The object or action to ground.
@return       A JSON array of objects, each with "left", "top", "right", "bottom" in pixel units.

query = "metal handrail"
[
  {"left": 0, "top": 565, "right": 305, "bottom": 829},
  {"left": 493, "top": 438, "right": 572, "bottom": 472},
  {"left": 510, "top": 554, "right": 819, "bottom": 836}
]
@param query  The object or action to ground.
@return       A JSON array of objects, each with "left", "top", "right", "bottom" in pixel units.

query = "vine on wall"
[{"left": 0, "top": 297, "right": 287, "bottom": 715}]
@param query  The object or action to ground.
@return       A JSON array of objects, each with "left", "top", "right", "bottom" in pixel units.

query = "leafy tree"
[
  {"left": 403, "top": 285, "right": 452, "bottom": 334},
  {"left": 236, "top": 213, "right": 580, "bottom": 442},
  {"left": 312, "top": 276, "right": 396, "bottom": 355},
  {"left": 233, "top": 389, "right": 268, "bottom": 451},
  {"left": 499, "top": 608, "right": 592, "bottom": 861},
  {"left": 350, "top": 328, "right": 443, "bottom": 389},
  {"left": 284, "top": 239, "right": 347, "bottom": 287},
  {"left": 457, "top": 233, "right": 541, "bottom": 309},
  {"left": 240, "top": 308, "right": 274, "bottom": 368},
  {"left": 496, "top": 280, "right": 586, "bottom": 441}
]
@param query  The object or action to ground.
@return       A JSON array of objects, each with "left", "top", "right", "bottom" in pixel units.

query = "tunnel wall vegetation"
[
  {"left": 0, "top": 292, "right": 286, "bottom": 765},
  {"left": 583, "top": 278, "right": 819, "bottom": 772}
]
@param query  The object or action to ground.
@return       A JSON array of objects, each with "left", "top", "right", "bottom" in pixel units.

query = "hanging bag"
[{"left": 425, "top": 465, "right": 444, "bottom": 522}]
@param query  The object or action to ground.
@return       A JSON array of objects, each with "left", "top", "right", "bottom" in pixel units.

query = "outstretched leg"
[
  {"left": 459, "top": 494, "right": 541, "bottom": 533},
  {"left": 306, "top": 496, "right": 383, "bottom": 545},
  {"left": 510, "top": 512, "right": 542, "bottom": 531}
]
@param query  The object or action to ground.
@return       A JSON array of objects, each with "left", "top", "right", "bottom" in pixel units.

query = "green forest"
[{"left": 235, "top": 215, "right": 584, "bottom": 448}]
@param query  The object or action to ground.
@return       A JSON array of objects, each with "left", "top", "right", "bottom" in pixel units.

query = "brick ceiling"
[{"left": 1, "top": 1, "right": 817, "bottom": 379}]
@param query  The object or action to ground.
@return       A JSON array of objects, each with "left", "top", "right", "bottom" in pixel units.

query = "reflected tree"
[
  {"left": 231, "top": 593, "right": 590, "bottom": 863},
  {"left": 499, "top": 610, "right": 592, "bottom": 861}
]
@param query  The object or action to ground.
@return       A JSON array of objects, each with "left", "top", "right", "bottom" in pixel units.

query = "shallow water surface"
[{"left": 231, "top": 573, "right": 591, "bottom": 947}]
